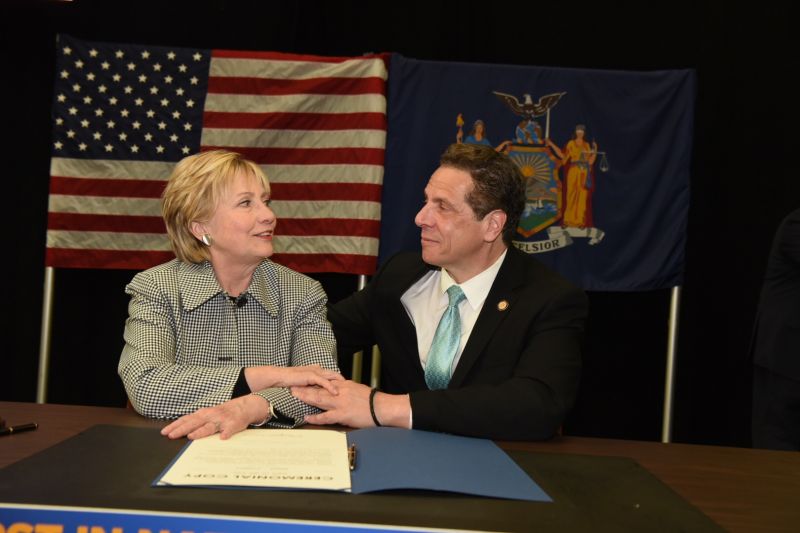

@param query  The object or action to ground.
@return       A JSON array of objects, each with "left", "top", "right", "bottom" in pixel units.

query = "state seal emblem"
[{"left": 454, "top": 90, "right": 609, "bottom": 254}]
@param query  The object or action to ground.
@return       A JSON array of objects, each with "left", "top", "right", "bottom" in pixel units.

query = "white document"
[{"left": 155, "top": 429, "right": 351, "bottom": 491}]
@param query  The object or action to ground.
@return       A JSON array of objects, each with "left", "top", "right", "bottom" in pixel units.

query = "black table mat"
[{"left": 0, "top": 424, "right": 722, "bottom": 532}]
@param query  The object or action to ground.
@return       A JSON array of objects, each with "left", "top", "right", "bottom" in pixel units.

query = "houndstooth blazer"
[{"left": 118, "top": 258, "right": 338, "bottom": 427}]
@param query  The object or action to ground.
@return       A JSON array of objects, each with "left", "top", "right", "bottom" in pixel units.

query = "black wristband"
[{"left": 368, "top": 387, "right": 382, "bottom": 427}]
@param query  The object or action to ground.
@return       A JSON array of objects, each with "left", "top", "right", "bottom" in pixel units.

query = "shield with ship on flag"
[{"left": 508, "top": 144, "right": 562, "bottom": 237}]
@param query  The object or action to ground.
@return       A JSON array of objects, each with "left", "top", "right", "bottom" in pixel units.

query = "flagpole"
[
  {"left": 370, "top": 345, "right": 381, "bottom": 389},
  {"left": 36, "top": 267, "right": 56, "bottom": 403},
  {"left": 661, "top": 285, "right": 682, "bottom": 443},
  {"left": 349, "top": 275, "right": 368, "bottom": 383}
]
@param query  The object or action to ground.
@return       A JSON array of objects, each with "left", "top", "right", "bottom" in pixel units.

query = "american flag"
[{"left": 47, "top": 34, "right": 387, "bottom": 274}]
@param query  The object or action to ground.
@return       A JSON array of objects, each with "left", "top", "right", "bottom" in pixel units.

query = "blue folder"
[{"left": 347, "top": 427, "right": 550, "bottom": 502}]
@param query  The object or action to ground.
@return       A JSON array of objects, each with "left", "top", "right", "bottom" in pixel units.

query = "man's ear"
[{"left": 484, "top": 210, "right": 507, "bottom": 243}]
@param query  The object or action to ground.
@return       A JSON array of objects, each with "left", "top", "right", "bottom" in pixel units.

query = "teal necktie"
[{"left": 425, "top": 285, "right": 466, "bottom": 390}]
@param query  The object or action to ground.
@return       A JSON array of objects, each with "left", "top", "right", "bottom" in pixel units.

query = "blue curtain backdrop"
[{"left": 380, "top": 54, "right": 695, "bottom": 291}]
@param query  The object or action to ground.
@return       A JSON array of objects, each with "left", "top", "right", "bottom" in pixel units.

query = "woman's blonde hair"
[{"left": 162, "top": 150, "right": 270, "bottom": 263}]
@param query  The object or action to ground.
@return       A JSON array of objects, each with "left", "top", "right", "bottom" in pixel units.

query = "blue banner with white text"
[
  {"left": 0, "top": 504, "right": 413, "bottom": 533},
  {"left": 380, "top": 55, "right": 695, "bottom": 291}
]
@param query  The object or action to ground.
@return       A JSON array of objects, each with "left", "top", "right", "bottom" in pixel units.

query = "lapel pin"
[{"left": 497, "top": 300, "right": 509, "bottom": 311}]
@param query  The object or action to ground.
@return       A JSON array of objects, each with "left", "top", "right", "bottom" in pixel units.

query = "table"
[{"left": 1, "top": 401, "right": 798, "bottom": 532}]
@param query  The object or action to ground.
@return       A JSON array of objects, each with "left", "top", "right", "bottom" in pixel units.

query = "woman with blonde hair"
[{"left": 119, "top": 150, "right": 341, "bottom": 440}]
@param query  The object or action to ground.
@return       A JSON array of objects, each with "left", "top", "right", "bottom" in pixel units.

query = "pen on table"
[
  {"left": 0, "top": 423, "right": 38, "bottom": 436},
  {"left": 348, "top": 444, "right": 357, "bottom": 471}
]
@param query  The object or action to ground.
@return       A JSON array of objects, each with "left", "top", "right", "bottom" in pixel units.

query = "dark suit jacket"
[
  {"left": 752, "top": 208, "right": 800, "bottom": 380},
  {"left": 328, "top": 246, "right": 588, "bottom": 441}
]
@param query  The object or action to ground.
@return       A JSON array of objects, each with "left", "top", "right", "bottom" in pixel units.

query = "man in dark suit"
[
  {"left": 292, "top": 143, "right": 587, "bottom": 440},
  {"left": 751, "top": 207, "right": 800, "bottom": 450}
]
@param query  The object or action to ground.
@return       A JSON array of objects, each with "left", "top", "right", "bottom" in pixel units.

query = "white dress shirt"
[{"left": 401, "top": 250, "right": 507, "bottom": 377}]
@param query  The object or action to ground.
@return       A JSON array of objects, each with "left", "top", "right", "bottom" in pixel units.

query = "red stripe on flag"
[
  {"left": 46, "top": 248, "right": 376, "bottom": 274},
  {"left": 49, "top": 178, "right": 381, "bottom": 203},
  {"left": 270, "top": 183, "right": 381, "bottom": 202},
  {"left": 50, "top": 176, "right": 166, "bottom": 199},
  {"left": 271, "top": 253, "right": 377, "bottom": 276},
  {"left": 47, "top": 213, "right": 166, "bottom": 233},
  {"left": 278, "top": 219, "right": 380, "bottom": 238},
  {"left": 201, "top": 146, "right": 385, "bottom": 166},
  {"left": 47, "top": 212, "right": 378, "bottom": 238},
  {"left": 208, "top": 76, "right": 385, "bottom": 96},
  {"left": 212, "top": 49, "right": 386, "bottom": 63},
  {"left": 46, "top": 248, "right": 175, "bottom": 270},
  {"left": 203, "top": 111, "right": 386, "bottom": 131}
]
